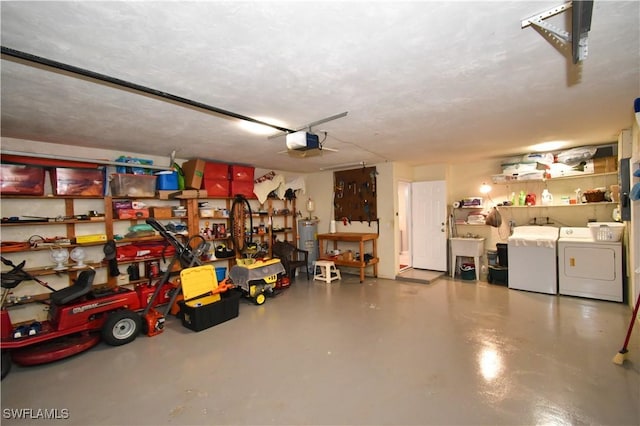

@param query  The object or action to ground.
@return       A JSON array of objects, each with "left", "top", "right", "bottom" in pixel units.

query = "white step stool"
[{"left": 313, "top": 260, "right": 341, "bottom": 283}]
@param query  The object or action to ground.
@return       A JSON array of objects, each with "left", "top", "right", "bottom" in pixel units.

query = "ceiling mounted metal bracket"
[
  {"left": 529, "top": 18, "right": 571, "bottom": 43},
  {"left": 521, "top": 2, "right": 572, "bottom": 29},
  {"left": 521, "top": 1, "right": 593, "bottom": 63}
]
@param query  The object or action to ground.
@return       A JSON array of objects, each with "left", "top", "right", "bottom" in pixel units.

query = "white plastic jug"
[{"left": 541, "top": 189, "right": 553, "bottom": 206}]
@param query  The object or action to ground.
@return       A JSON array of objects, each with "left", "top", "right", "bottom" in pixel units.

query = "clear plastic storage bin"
[{"left": 109, "top": 173, "right": 157, "bottom": 197}]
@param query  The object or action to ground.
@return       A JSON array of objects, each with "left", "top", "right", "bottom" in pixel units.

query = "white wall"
[
  {"left": 304, "top": 162, "right": 396, "bottom": 279},
  {"left": 3, "top": 135, "right": 636, "bottom": 301}
]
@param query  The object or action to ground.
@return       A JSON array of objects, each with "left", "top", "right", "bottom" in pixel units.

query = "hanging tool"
[
  {"left": 141, "top": 218, "right": 211, "bottom": 336},
  {"left": 369, "top": 169, "right": 377, "bottom": 195},
  {"left": 335, "top": 180, "right": 344, "bottom": 198},
  {"left": 364, "top": 200, "right": 371, "bottom": 226}
]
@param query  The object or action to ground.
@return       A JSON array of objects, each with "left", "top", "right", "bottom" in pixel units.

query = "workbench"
[{"left": 317, "top": 232, "right": 379, "bottom": 282}]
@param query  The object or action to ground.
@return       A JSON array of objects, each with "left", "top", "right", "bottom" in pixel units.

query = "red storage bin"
[
  {"left": 230, "top": 180, "right": 256, "bottom": 199},
  {"left": 0, "top": 164, "right": 45, "bottom": 195},
  {"left": 204, "top": 162, "right": 229, "bottom": 181},
  {"left": 230, "top": 165, "right": 254, "bottom": 182},
  {"left": 51, "top": 167, "right": 105, "bottom": 196},
  {"left": 202, "top": 179, "right": 230, "bottom": 197}
]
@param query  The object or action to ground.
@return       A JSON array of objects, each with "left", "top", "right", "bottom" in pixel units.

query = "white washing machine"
[
  {"left": 508, "top": 226, "right": 559, "bottom": 294},
  {"left": 558, "top": 227, "right": 623, "bottom": 302}
]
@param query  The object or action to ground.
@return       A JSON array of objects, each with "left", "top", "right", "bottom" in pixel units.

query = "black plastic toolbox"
[{"left": 179, "top": 289, "right": 241, "bottom": 332}]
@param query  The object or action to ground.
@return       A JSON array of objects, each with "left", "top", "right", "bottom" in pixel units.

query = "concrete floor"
[
  {"left": 1, "top": 274, "right": 639, "bottom": 425},
  {"left": 396, "top": 268, "right": 444, "bottom": 283}
]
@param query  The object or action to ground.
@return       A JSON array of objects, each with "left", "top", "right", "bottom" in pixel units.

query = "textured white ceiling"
[{"left": 1, "top": 1, "right": 639, "bottom": 172}]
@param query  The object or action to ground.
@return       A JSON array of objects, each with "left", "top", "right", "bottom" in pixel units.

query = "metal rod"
[
  {"left": 267, "top": 111, "right": 349, "bottom": 140},
  {"left": 0, "top": 149, "right": 174, "bottom": 171},
  {"left": 1, "top": 46, "right": 296, "bottom": 134}
]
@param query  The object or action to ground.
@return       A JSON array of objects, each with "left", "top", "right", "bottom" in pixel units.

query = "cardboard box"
[
  {"left": 593, "top": 156, "right": 618, "bottom": 174},
  {"left": 229, "top": 165, "right": 254, "bottom": 182},
  {"left": 203, "top": 179, "right": 230, "bottom": 197},
  {"left": 113, "top": 200, "right": 133, "bottom": 210},
  {"left": 156, "top": 190, "right": 179, "bottom": 200},
  {"left": 172, "top": 189, "right": 208, "bottom": 199},
  {"left": 110, "top": 173, "right": 157, "bottom": 197},
  {"left": 51, "top": 167, "right": 106, "bottom": 196},
  {"left": 117, "top": 208, "right": 150, "bottom": 219},
  {"left": 0, "top": 164, "right": 45, "bottom": 195},
  {"left": 230, "top": 180, "right": 256, "bottom": 199},
  {"left": 179, "top": 290, "right": 241, "bottom": 332},
  {"left": 181, "top": 159, "right": 206, "bottom": 189},
  {"left": 75, "top": 234, "right": 108, "bottom": 244},
  {"left": 150, "top": 207, "right": 173, "bottom": 219},
  {"left": 199, "top": 207, "right": 214, "bottom": 218}
]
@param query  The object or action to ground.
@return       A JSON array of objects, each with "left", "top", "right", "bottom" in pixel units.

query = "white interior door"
[{"left": 411, "top": 180, "right": 447, "bottom": 271}]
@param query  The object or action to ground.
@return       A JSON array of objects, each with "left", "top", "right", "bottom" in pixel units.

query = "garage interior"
[{"left": 1, "top": 1, "right": 639, "bottom": 425}]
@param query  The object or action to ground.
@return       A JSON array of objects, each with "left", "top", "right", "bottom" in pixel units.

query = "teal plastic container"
[{"left": 460, "top": 263, "right": 476, "bottom": 280}]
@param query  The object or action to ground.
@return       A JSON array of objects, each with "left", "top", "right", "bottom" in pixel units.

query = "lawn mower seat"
[{"left": 50, "top": 269, "right": 96, "bottom": 306}]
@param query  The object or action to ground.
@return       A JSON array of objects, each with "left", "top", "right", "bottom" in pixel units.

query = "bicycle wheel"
[{"left": 230, "top": 195, "right": 253, "bottom": 257}]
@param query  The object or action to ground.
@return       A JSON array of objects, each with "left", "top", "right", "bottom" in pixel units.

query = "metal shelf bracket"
[
  {"left": 521, "top": 2, "right": 572, "bottom": 29},
  {"left": 521, "top": 1, "right": 590, "bottom": 63}
]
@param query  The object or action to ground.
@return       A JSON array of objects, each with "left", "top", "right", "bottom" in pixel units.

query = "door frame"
[{"left": 398, "top": 180, "right": 412, "bottom": 272}]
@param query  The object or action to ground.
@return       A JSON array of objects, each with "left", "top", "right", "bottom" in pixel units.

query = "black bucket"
[{"left": 496, "top": 243, "right": 508, "bottom": 267}]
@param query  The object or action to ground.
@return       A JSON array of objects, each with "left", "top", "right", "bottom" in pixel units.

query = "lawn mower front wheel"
[{"left": 102, "top": 309, "right": 141, "bottom": 346}]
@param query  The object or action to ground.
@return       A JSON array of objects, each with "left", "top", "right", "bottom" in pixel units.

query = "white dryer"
[
  {"left": 558, "top": 227, "right": 623, "bottom": 302},
  {"left": 508, "top": 226, "right": 559, "bottom": 294}
]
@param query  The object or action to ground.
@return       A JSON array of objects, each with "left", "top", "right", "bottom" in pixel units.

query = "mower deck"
[{"left": 11, "top": 333, "right": 101, "bottom": 366}]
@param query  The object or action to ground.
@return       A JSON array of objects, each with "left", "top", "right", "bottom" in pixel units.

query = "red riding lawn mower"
[
  {"left": 1, "top": 258, "right": 145, "bottom": 380},
  {"left": 1, "top": 219, "right": 220, "bottom": 380}
]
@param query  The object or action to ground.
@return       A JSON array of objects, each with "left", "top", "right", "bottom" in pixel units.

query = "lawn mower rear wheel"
[{"left": 101, "top": 309, "right": 141, "bottom": 346}]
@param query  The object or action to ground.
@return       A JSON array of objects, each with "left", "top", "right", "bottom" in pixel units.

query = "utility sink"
[{"left": 449, "top": 237, "right": 485, "bottom": 280}]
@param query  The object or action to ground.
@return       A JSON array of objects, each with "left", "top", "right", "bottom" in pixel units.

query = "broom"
[
  {"left": 613, "top": 288, "right": 640, "bottom": 365},
  {"left": 614, "top": 98, "right": 640, "bottom": 366}
]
